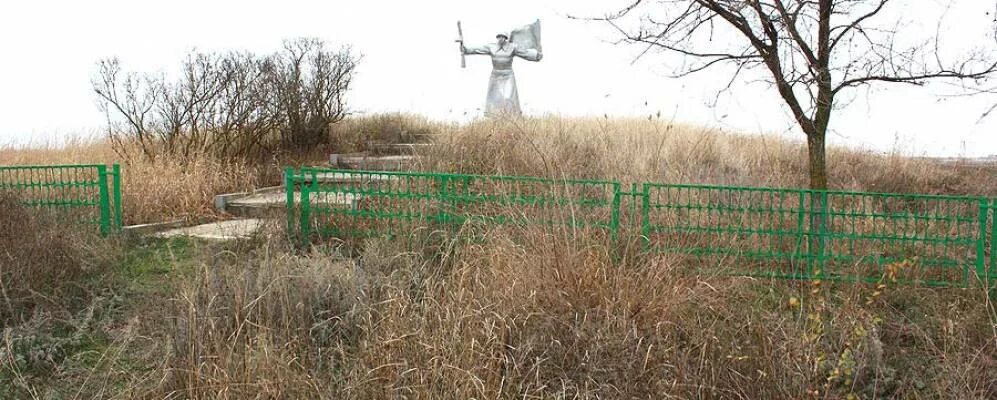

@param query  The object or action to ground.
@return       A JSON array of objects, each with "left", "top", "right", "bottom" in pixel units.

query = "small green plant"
[{"left": 794, "top": 259, "right": 921, "bottom": 399}]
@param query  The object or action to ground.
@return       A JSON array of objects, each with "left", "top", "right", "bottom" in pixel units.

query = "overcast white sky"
[{"left": 1, "top": 0, "right": 995, "bottom": 156}]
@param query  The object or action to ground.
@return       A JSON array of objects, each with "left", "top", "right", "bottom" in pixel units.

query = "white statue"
[{"left": 458, "top": 20, "right": 543, "bottom": 116}]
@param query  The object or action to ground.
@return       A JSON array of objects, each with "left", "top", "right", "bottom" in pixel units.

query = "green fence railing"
[
  {"left": 642, "top": 183, "right": 990, "bottom": 287},
  {"left": 285, "top": 167, "right": 620, "bottom": 248},
  {"left": 991, "top": 202, "right": 997, "bottom": 289},
  {"left": 0, "top": 164, "right": 122, "bottom": 234},
  {"left": 286, "top": 168, "right": 996, "bottom": 289}
]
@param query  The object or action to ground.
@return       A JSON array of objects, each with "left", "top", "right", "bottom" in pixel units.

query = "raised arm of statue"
[
  {"left": 514, "top": 47, "right": 542, "bottom": 62},
  {"left": 462, "top": 44, "right": 491, "bottom": 56}
]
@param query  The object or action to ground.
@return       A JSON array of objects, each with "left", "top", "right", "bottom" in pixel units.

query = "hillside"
[{"left": 1, "top": 114, "right": 995, "bottom": 399}]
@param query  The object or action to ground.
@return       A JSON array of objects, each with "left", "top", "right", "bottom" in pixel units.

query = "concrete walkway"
[{"left": 155, "top": 219, "right": 264, "bottom": 241}]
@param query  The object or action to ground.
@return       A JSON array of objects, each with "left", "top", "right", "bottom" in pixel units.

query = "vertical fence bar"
[
  {"left": 437, "top": 175, "right": 450, "bottom": 227},
  {"left": 111, "top": 164, "right": 122, "bottom": 231},
  {"left": 629, "top": 183, "right": 638, "bottom": 235},
  {"left": 96, "top": 165, "right": 111, "bottom": 235},
  {"left": 641, "top": 183, "right": 651, "bottom": 252},
  {"left": 299, "top": 169, "right": 313, "bottom": 245},
  {"left": 977, "top": 199, "right": 988, "bottom": 287},
  {"left": 988, "top": 199, "right": 995, "bottom": 290},
  {"left": 610, "top": 182, "right": 622, "bottom": 246}
]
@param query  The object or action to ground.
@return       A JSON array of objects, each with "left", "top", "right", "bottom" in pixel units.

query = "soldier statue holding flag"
[{"left": 458, "top": 20, "right": 543, "bottom": 116}]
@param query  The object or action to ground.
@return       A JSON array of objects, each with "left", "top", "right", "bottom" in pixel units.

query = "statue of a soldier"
[{"left": 458, "top": 20, "right": 543, "bottom": 116}]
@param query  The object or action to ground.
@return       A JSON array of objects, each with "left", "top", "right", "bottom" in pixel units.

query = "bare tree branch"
[
  {"left": 92, "top": 38, "right": 359, "bottom": 164},
  {"left": 589, "top": 0, "right": 997, "bottom": 189}
]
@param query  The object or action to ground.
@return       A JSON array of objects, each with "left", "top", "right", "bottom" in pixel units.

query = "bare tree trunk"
[{"left": 806, "top": 132, "right": 827, "bottom": 190}]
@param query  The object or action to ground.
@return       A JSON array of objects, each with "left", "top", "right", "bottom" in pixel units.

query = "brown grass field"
[{"left": 1, "top": 114, "right": 995, "bottom": 399}]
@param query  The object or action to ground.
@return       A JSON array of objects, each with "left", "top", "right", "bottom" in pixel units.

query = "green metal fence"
[
  {"left": 286, "top": 167, "right": 620, "bottom": 247},
  {"left": 991, "top": 202, "right": 997, "bottom": 289},
  {"left": 0, "top": 164, "right": 122, "bottom": 234},
  {"left": 642, "top": 183, "right": 991, "bottom": 287},
  {"left": 286, "top": 167, "right": 997, "bottom": 289}
]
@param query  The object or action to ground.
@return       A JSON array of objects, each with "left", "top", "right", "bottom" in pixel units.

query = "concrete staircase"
[
  {"left": 335, "top": 154, "right": 416, "bottom": 171},
  {"left": 223, "top": 190, "right": 358, "bottom": 218},
  {"left": 154, "top": 137, "right": 433, "bottom": 240}
]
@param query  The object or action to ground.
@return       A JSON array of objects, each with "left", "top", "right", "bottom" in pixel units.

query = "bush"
[
  {"left": 0, "top": 193, "right": 88, "bottom": 324},
  {"left": 93, "top": 38, "right": 359, "bottom": 164}
]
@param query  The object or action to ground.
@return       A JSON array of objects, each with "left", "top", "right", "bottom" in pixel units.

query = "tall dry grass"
[
  {"left": 5, "top": 114, "right": 993, "bottom": 224},
  {"left": 0, "top": 193, "right": 129, "bottom": 398},
  {"left": 1, "top": 137, "right": 317, "bottom": 224},
  {"left": 3, "top": 114, "right": 996, "bottom": 398},
  {"left": 417, "top": 115, "right": 997, "bottom": 196},
  {"left": 0, "top": 193, "right": 90, "bottom": 324},
  {"left": 343, "top": 231, "right": 995, "bottom": 398},
  {"left": 329, "top": 113, "right": 451, "bottom": 153},
  {"left": 141, "top": 224, "right": 995, "bottom": 399}
]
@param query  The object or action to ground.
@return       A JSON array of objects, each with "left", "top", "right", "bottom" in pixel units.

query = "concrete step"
[
  {"left": 336, "top": 155, "right": 417, "bottom": 171},
  {"left": 301, "top": 171, "right": 398, "bottom": 184},
  {"left": 225, "top": 191, "right": 357, "bottom": 218},
  {"left": 370, "top": 142, "right": 434, "bottom": 155},
  {"left": 154, "top": 219, "right": 264, "bottom": 241}
]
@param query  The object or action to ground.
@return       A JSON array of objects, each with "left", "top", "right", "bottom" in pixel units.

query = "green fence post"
[
  {"left": 111, "top": 164, "right": 122, "bottom": 231},
  {"left": 640, "top": 183, "right": 651, "bottom": 252},
  {"left": 610, "top": 182, "right": 622, "bottom": 247},
  {"left": 978, "top": 198, "right": 990, "bottom": 287},
  {"left": 461, "top": 175, "right": 471, "bottom": 212},
  {"left": 629, "top": 183, "right": 638, "bottom": 233},
  {"left": 990, "top": 201, "right": 996, "bottom": 291},
  {"left": 96, "top": 165, "right": 111, "bottom": 236},
  {"left": 437, "top": 175, "right": 450, "bottom": 227},
  {"left": 299, "top": 169, "right": 313, "bottom": 245}
]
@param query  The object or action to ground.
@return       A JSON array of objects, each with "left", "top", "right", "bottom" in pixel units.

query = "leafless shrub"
[{"left": 93, "top": 38, "right": 359, "bottom": 164}]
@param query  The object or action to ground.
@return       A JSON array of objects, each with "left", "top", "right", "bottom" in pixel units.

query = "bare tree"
[
  {"left": 595, "top": 0, "right": 997, "bottom": 189},
  {"left": 93, "top": 59, "right": 157, "bottom": 161},
  {"left": 93, "top": 38, "right": 358, "bottom": 164},
  {"left": 266, "top": 38, "right": 358, "bottom": 149}
]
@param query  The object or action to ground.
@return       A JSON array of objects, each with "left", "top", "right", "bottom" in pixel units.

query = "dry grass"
[
  {"left": 0, "top": 193, "right": 128, "bottom": 398},
  {"left": 4, "top": 114, "right": 993, "bottom": 225},
  {"left": 157, "top": 240, "right": 352, "bottom": 398},
  {"left": 330, "top": 113, "right": 452, "bottom": 152},
  {"left": 2, "top": 114, "right": 996, "bottom": 398},
  {"left": 131, "top": 225, "right": 995, "bottom": 399},
  {"left": 336, "top": 231, "right": 995, "bottom": 399},
  {"left": 0, "top": 193, "right": 91, "bottom": 324},
  {"left": 417, "top": 116, "right": 997, "bottom": 196},
  {"left": 0, "top": 137, "right": 322, "bottom": 224}
]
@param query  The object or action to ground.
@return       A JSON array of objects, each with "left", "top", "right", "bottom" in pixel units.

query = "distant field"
[{"left": 919, "top": 156, "right": 997, "bottom": 167}]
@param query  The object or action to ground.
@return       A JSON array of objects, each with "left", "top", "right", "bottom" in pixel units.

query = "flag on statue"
[{"left": 510, "top": 20, "right": 541, "bottom": 53}]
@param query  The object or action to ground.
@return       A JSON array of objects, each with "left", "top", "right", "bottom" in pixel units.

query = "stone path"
[
  {"left": 225, "top": 191, "right": 357, "bottom": 218},
  {"left": 155, "top": 219, "right": 264, "bottom": 241}
]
